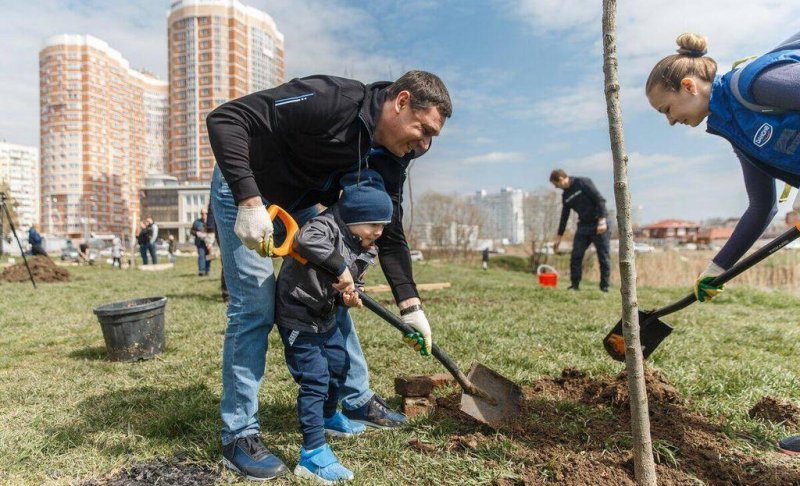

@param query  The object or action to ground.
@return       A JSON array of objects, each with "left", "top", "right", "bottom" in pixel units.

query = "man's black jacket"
[
  {"left": 557, "top": 176, "right": 608, "bottom": 235},
  {"left": 206, "top": 75, "right": 424, "bottom": 302}
]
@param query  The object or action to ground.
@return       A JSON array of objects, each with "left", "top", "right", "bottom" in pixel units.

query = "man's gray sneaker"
[
  {"left": 343, "top": 394, "right": 406, "bottom": 429},
  {"left": 222, "top": 434, "right": 289, "bottom": 480}
]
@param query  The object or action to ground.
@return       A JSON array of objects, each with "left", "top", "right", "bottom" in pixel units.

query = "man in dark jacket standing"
[
  {"left": 550, "top": 169, "right": 611, "bottom": 292},
  {"left": 207, "top": 70, "right": 451, "bottom": 480}
]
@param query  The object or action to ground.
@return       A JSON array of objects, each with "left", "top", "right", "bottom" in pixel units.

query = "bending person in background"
[
  {"left": 550, "top": 169, "right": 611, "bottom": 292},
  {"left": 27, "top": 225, "right": 47, "bottom": 256},
  {"left": 645, "top": 32, "right": 800, "bottom": 454}
]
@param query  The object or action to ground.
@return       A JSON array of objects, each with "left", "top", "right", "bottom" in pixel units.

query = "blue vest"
[{"left": 706, "top": 49, "right": 800, "bottom": 185}]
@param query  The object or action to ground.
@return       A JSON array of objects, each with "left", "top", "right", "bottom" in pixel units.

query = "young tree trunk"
[{"left": 601, "top": 2, "right": 657, "bottom": 484}]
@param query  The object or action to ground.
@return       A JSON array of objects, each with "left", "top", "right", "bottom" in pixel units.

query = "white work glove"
[
  {"left": 793, "top": 189, "right": 800, "bottom": 212},
  {"left": 401, "top": 307, "right": 432, "bottom": 357},
  {"left": 234, "top": 204, "right": 273, "bottom": 257}
]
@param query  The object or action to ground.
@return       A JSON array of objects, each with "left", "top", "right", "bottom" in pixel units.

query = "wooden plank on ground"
[{"left": 364, "top": 282, "right": 451, "bottom": 293}]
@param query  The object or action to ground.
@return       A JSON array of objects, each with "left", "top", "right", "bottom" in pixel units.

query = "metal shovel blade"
[
  {"left": 602, "top": 311, "right": 674, "bottom": 362},
  {"left": 459, "top": 362, "right": 523, "bottom": 429}
]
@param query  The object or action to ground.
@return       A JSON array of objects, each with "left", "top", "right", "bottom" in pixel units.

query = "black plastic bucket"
[{"left": 93, "top": 297, "right": 167, "bottom": 362}]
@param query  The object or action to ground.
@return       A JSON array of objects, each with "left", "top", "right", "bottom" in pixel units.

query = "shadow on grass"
[
  {"left": 164, "top": 291, "right": 226, "bottom": 304},
  {"left": 48, "top": 383, "right": 297, "bottom": 458},
  {"left": 68, "top": 346, "right": 108, "bottom": 361}
]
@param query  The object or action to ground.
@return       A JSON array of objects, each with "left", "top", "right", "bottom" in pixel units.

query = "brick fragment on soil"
[
  {"left": 403, "top": 395, "right": 435, "bottom": 418},
  {"left": 428, "top": 372, "right": 456, "bottom": 388},
  {"left": 395, "top": 375, "right": 435, "bottom": 397},
  {"left": 749, "top": 396, "right": 800, "bottom": 426},
  {"left": 395, "top": 373, "right": 457, "bottom": 397}
]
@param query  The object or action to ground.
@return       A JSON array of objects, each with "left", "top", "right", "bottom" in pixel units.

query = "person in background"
[
  {"left": 205, "top": 201, "right": 228, "bottom": 302},
  {"left": 137, "top": 220, "right": 151, "bottom": 265},
  {"left": 191, "top": 209, "right": 211, "bottom": 276},
  {"left": 482, "top": 247, "right": 490, "bottom": 271},
  {"left": 167, "top": 234, "right": 177, "bottom": 264},
  {"left": 111, "top": 235, "right": 122, "bottom": 269},
  {"left": 27, "top": 225, "right": 47, "bottom": 256},
  {"left": 146, "top": 217, "right": 158, "bottom": 265},
  {"left": 550, "top": 169, "right": 611, "bottom": 292}
]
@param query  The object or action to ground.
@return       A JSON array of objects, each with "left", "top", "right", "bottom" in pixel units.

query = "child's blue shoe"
[
  {"left": 294, "top": 444, "right": 353, "bottom": 484},
  {"left": 324, "top": 411, "right": 367, "bottom": 438}
]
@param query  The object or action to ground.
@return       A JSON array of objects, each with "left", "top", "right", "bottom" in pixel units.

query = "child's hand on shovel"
[{"left": 342, "top": 289, "right": 363, "bottom": 308}]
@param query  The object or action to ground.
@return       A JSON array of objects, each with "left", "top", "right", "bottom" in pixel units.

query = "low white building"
[{"left": 140, "top": 173, "right": 209, "bottom": 243}]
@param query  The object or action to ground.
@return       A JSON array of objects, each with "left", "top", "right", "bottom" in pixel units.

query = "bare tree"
[
  {"left": 452, "top": 200, "right": 483, "bottom": 257},
  {"left": 0, "top": 180, "right": 20, "bottom": 238},
  {"left": 602, "top": 1, "right": 657, "bottom": 484},
  {"left": 412, "top": 192, "right": 484, "bottom": 260},
  {"left": 524, "top": 188, "right": 562, "bottom": 268}
]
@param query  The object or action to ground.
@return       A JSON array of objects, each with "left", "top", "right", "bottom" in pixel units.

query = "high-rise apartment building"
[
  {"left": 0, "top": 142, "right": 40, "bottom": 231},
  {"left": 39, "top": 34, "right": 168, "bottom": 239},
  {"left": 472, "top": 187, "right": 527, "bottom": 244},
  {"left": 167, "top": 0, "right": 285, "bottom": 183}
]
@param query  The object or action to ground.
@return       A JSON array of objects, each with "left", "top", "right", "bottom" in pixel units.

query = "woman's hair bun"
[{"left": 676, "top": 33, "right": 708, "bottom": 57}]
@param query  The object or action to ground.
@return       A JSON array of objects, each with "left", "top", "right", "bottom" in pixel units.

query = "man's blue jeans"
[
  {"left": 570, "top": 225, "right": 611, "bottom": 290},
  {"left": 210, "top": 166, "right": 374, "bottom": 445},
  {"left": 147, "top": 242, "right": 158, "bottom": 264},
  {"left": 197, "top": 244, "right": 211, "bottom": 274}
]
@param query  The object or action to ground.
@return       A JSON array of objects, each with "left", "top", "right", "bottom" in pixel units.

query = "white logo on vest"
[{"left": 753, "top": 123, "right": 774, "bottom": 147}]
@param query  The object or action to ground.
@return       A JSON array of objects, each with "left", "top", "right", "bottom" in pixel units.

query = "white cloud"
[
  {"left": 496, "top": 0, "right": 598, "bottom": 36},
  {"left": 262, "top": 0, "right": 401, "bottom": 81},
  {"left": 501, "top": 0, "right": 800, "bottom": 80},
  {"left": 462, "top": 151, "right": 527, "bottom": 165}
]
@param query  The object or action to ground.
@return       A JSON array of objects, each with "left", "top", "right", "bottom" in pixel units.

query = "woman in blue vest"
[{"left": 646, "top": 32, "right": 800, "bottom": 455}]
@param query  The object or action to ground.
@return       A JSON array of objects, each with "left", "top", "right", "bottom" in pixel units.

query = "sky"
[{"left": 1, "top": 0, "right": 800, "bottom": 225}]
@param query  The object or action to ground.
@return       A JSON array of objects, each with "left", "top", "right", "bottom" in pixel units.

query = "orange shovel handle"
[{"left": 266, "top": 205, "right": 308, "bottom": 264}]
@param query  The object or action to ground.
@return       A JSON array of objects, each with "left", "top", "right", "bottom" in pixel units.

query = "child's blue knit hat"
[{"left": 339, "top": 169, "right": 393, "bottom": 225}]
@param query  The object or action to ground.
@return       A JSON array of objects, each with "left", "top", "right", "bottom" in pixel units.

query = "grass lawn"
[{"left": 1, "top": 256, "right": 800, "bottom": 484}]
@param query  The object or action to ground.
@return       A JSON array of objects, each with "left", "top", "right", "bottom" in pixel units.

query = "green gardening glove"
[
  {"left": 694, "top": 261, "right": 726, "bottom": 302},
  {"left": 403, "top": 332, "right": 430, "bottom": 357},
  {"left": 694, "top": 276, "right": 725, "bottom": 302}
]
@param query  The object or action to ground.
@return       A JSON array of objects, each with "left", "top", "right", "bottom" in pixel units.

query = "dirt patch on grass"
[
  {"left": 81, "top": 456, "right": 221, "bottom": 486},
  {"left": 749, "top": 396, "right": 800, "bottom": 427},
  {"left": 434, "top": 368, "right": 800, "bottom": 485},
  {"left": 0, "top": 255, "right": 70, "bottom": 283}
]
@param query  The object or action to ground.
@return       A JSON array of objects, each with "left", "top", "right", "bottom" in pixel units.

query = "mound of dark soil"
[
  {"left": 81, "top": 457, "right": 221, "bottom": 486},
  {"left": 749, "top": 396, "right": 800, "bottom": 426},
  {"left": 434, "top": 367, "right": 800, "bottom": 485},
  {"left": 1, "top": 255, "right": 70, "bottom": 283}
]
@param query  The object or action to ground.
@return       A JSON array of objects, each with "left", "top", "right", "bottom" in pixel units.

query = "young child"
[{"left": 275, "top": 169, "right": 393, "bottom": 484}]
